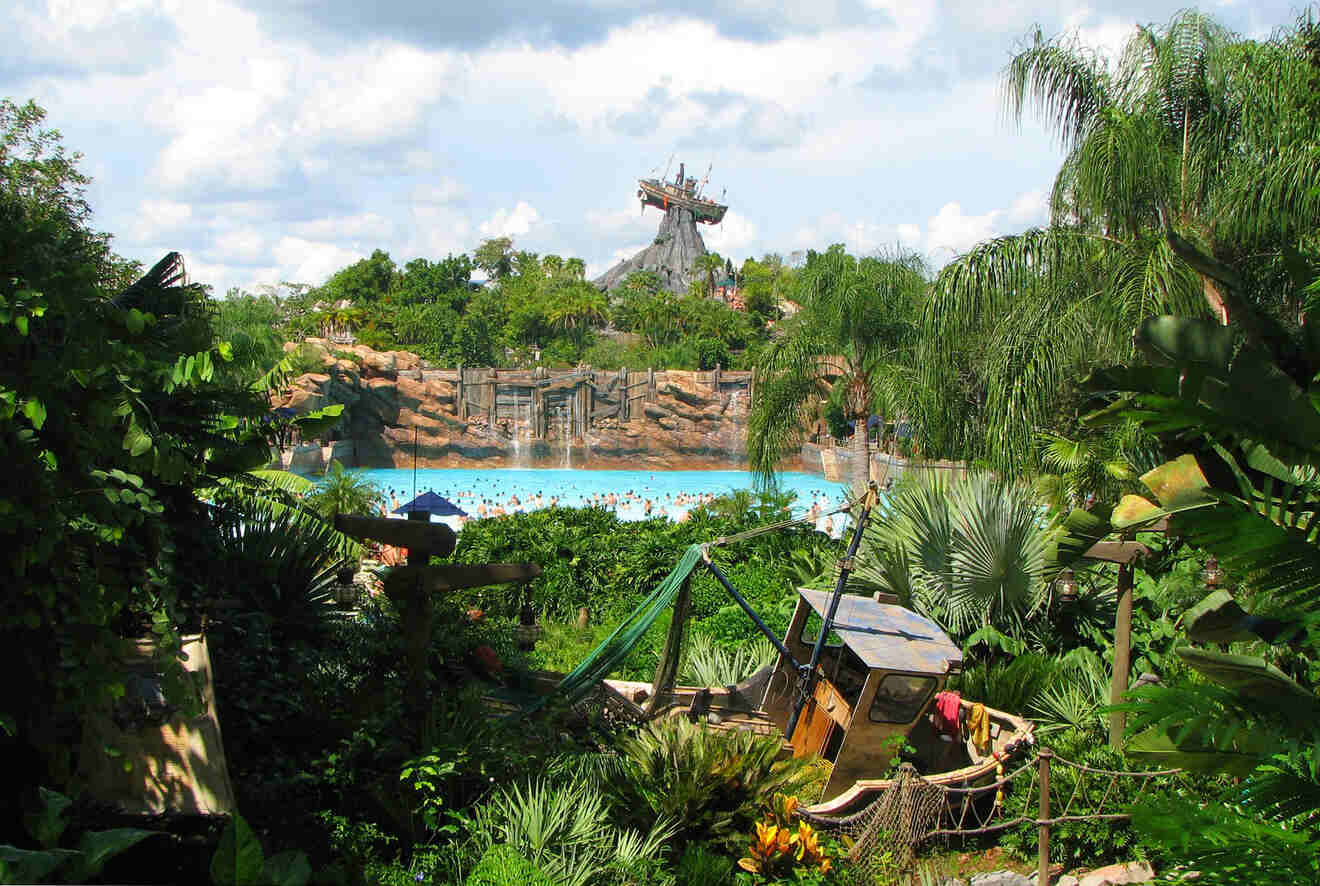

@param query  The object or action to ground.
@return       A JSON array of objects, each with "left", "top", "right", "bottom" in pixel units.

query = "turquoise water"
[{"left": 356, "top": 468, "right": 848, "bottom": 532}]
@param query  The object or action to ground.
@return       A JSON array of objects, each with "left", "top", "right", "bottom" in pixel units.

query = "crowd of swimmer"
[{"left": 380, "top": 484, "right": 846, "bottom": 535}]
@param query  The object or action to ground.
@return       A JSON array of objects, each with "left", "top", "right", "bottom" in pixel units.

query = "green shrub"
[
  {"left": 679, "top": 633, "right": 777, "bottom": 686},
  {"left": 466, "top": 776, "right": 673, "bottom": 886},
  {"left": 466, "top": 845, "right": 554, "bottom": 886},
  {"left": 287, "top": 341, "right": 329, "bottom": 375},
  {"left": 949, "top": 652, "right": 1057, "bottom": 715},
  {"left": 675, "top": 843, "right": 734, "bottom": 886},
  {"left": 614, "top": 717, "right": 818, "bottom": 851}
]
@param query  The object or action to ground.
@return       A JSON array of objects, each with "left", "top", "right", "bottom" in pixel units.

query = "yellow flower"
[{"left": 796, "top": 821, "right": 823, "bottom": 860}]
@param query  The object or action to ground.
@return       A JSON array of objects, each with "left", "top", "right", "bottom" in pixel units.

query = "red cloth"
[{"left": 934, "top": 691, "right": 962, "bottom": 736}]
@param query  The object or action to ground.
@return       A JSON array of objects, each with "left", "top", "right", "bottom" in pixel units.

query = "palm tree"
[
  {"left": 694, "top": 252, "right": 725, "bottom": 299},
  {"left": 748, "top": 245, "right": 927, "bottom": 492},
  {"left": 546, "top": 284, "right": 607, "bottom": 350},
  {"left": 307, "top": 460, "right": 382, "bottom": 521},
  {"left": 922, "top": 10, "right": 1320, "bottom": 472}
]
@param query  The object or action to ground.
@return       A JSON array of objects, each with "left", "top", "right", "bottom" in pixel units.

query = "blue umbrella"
[{"left": 393, "top": 491, "right": 468, "bottom": 517}]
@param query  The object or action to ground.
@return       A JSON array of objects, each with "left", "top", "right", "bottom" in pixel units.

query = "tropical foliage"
[
  {"left": 307, "top": 460, "right": 385, "bottom": 521},
  {"left": 748, "top": 245, "right": 927, "bottom": 489},
  {"left": 614, "top": 717, "right": 819, "bottom": 851},
  {"left": 1065, "top": 313, "right": 1320, "bottom": 881},
  {"left": 850, "top": 471, "right": 1052, "bottom": 635},
  {"left": 918, "top": 9, "right": 1320, "bottom": 472}
]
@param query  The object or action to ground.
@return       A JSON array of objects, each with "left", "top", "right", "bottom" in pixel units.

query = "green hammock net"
[{"left": 526, "top": 542, "right": 705, "bottom": 712}]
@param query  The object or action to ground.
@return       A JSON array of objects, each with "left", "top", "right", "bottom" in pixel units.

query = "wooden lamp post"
[{"left": 1069, "top": 537, "right": 1151, "bottom": 750}]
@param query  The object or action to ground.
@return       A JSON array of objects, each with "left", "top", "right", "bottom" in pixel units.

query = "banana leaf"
[
  {"left": 1126, "top": 729, "right": 1265, "bottom": 776},
  {"left": 1176, "top": 647, "right": 1314, "bottom": 700}
]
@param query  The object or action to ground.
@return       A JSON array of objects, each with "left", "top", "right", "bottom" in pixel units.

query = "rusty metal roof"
[{"left": 798, "top": 588, "right": 962, "bottom": 675}]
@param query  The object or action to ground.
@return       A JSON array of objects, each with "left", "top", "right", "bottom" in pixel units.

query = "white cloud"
[
  {"left": 213, "top": 229, "right": 266, "bottom": 263},
  {"left": 411, "top": 178, "right": 468, "bottom": 206},
  {"left": 479, "top": 202, "right": 541, "bottom": 238},
  {"left": 703, "top": 211, "right": 758, "bottom": 257},
  {"left": 290, "top": 212, "right": 396, "bottom": 242},
  {"left": 896, "top": 223, "right": 922, "bottom": 247},
  {"left": 924, "top": 201, "right": 1003, "bottom": 258},
  {"left": 272, "top": 237, "right": 365, "bottom": 285},
  {"left": 131, "top": 198, "right": 193, "bottom": 242},
  {"left": 1006, "top": 188, "right": 1048, "bottom": 226}
]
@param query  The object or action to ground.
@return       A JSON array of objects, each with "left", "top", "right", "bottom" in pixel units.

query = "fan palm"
[
  {"left": 748, "top": 246, "right": 927, "bottom": 492},
  {"left": 922, "top": 10, "right": 1320, "bottom": 472},
  {"left": 850, "top": 471, "right": 1051, "bottom": 636}
]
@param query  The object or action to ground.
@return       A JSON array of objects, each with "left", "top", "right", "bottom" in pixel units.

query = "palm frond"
[{"left": 1002, "top": 29, "right": 1113, "bottom": 150}]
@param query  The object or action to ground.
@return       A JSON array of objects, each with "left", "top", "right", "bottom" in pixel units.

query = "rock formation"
[
  {"left": 270, "top": 339, "right": 751, "bottom": 471},
  {"left": 594, "top": 206, "right": 709, "bottom": 294}
]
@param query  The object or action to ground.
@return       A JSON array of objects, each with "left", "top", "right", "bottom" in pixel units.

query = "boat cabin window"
[
  {"left": 868, "top": 674, "right": 938, "bottom": 724},
  {"left": 798, "top": 610, "right": 843, "bottom": 648}
]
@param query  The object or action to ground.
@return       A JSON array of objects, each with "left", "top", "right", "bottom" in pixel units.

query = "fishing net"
[
  {"left": 799, "top": 755, "right": 1041, "bottom": 882},
  {"left": 801, "top": 764, "right": 947, "bottom": 876}
]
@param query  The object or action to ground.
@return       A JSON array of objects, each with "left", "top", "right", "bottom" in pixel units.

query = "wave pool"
[{"left": 353, "top": 467, "right": 848, "bottom": 532}]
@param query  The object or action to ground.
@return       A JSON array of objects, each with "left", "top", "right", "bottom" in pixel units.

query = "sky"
[{"left": 4, "top": 0, "right": 1298, "bottom": 293}]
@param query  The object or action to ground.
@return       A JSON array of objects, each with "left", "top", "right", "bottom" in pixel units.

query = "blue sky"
[{"left": 5, "top": 1, "right": 1297, "bottom": 293}]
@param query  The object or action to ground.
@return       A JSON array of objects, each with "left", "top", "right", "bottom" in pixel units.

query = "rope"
[{"left": 704, "top": 489, "right": 868, "bottom": 549}]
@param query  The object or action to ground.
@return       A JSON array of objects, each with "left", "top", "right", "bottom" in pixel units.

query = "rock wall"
[{"left": 271, "top": 339, "right": 751, "bottom": 469}]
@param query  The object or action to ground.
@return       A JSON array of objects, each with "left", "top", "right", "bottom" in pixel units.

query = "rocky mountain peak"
[{"left": 593, "top": 206, "right": 709, "bottom": 294}]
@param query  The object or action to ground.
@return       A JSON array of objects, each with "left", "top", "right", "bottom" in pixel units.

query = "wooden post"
[
  {"left": 586, "top": 372, "right": 595, "bottom": 430},
  {"left": 456, "top": 364, "right": 466, "bottom": 421},
  {"left": 646, "top": 577, "right": 691, "bottom": 715},
  {"left": 402, "top": 511, "right": 440, "bottom": 744},
  {"left": 1110, "top": 559, "right": 1135, "bottom": 749},
  {"left": 487, "top": 370, "right": 495, "bottom": 427},
  {"left": 620, "top": 369, "right": 629, "bottom": 420},
  {"left": 712, "top": 362, "right": 721, "bottom": 394},
  {"left": 1038, "top": 748, "right": 1053, "bottom": 886},
  {"left": 647, "top": 367, "right": 655, "bottom": 402}
]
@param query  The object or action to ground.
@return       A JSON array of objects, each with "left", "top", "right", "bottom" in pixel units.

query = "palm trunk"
[{"left": 851, "top": 417, "right": 869, "bottom": 495}]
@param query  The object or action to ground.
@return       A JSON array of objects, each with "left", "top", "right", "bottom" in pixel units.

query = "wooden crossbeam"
[
  {"left": 334, "top": 514, "right": 457, "bottom": 555},
  {"left": 381, "top": 562, "right": 542, "bottom": 595}
]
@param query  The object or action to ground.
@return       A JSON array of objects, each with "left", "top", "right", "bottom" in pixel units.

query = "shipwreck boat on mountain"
[{"left": 637, "top": 162, "right": 728, "bottom": 225}]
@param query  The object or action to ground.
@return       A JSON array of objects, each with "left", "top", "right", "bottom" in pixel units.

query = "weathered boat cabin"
[{"left": 761, "top": 589, "right": 964, "bottom": 800}]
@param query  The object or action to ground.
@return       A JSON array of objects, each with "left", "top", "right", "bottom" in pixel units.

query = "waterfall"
[
  {"left": 511, "top": 397, "right": 522, "bottom": 467},
  {"left": 514, "top": 395, "right": 532, "bottom": 469}
]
